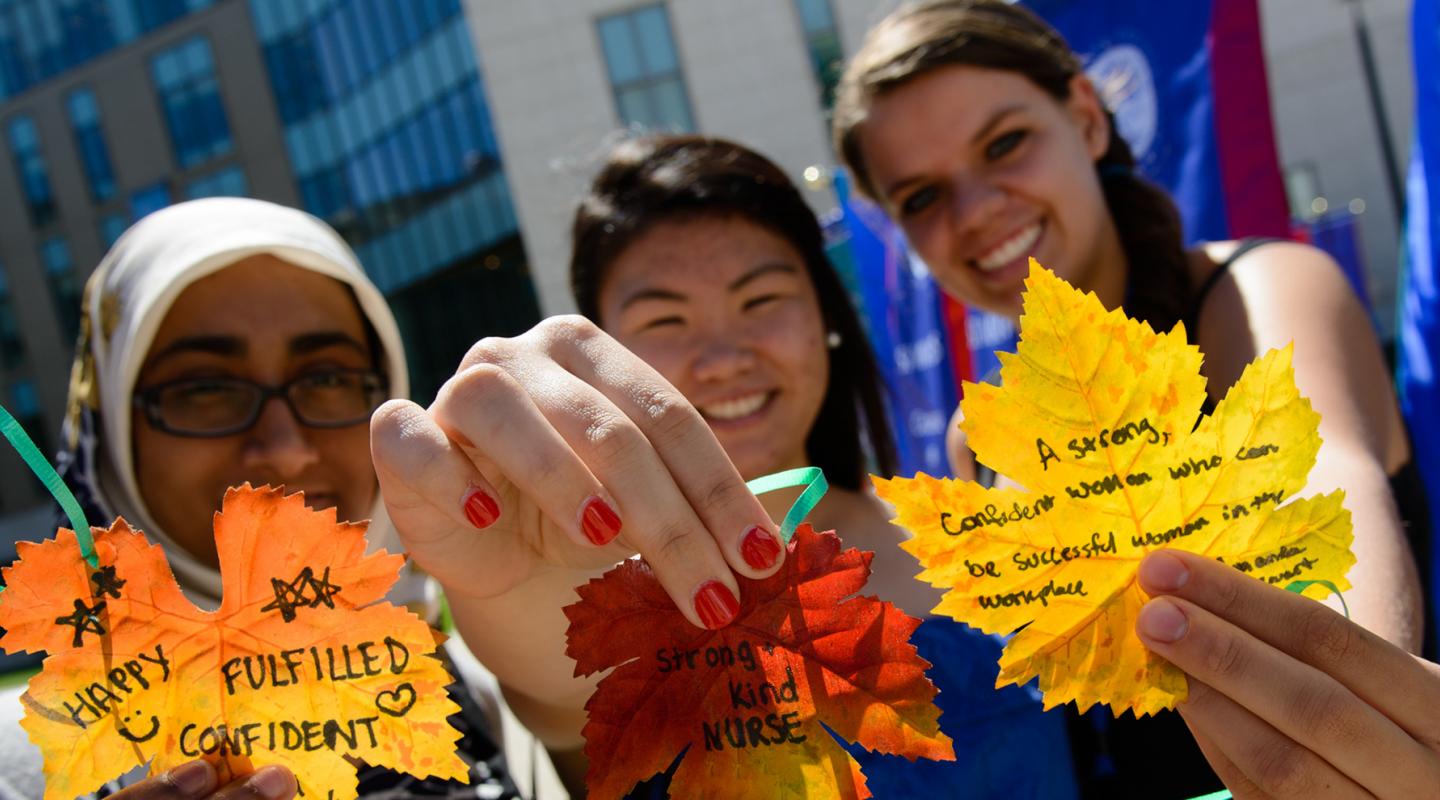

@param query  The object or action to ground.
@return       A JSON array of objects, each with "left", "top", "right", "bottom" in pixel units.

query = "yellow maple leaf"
[
  {"left": 874, "top": 261, "right": 1354, "bottom": 717},
  {"left": 0, "top": 485, "right": 467, "bottom": 800}
]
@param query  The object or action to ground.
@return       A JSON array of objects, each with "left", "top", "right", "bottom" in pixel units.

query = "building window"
[
  {"left": 41, "top": 238, "right": 81, "bottom": 339},
  {"left": 597, "top": 4, "right": 694, "bottom": 132},
  {"left": 99, "top": 213, "right": 130, "bottom": 248},
  {"left": 130, "top": 182, "right": 172, "bottom": 220},
  {"left": 151, "top": 36, "right": 233, "bottom": 168},
  {"left": 7, "top": 116, "right": 56, "bottom": 226},
  {"left": 793, "top": 0, "right": 843, "bottom": 109},
  {"left": 7, "top": 379, "right": 48, "bottom": 457},
  {"left": 185, "top": 165, "right": 248, "bottom": 199},
  {"left": 0, "top": 264, "right": 25, "bottom": 370},
  {"left": 67, "top": 88, "right": 117, "bottom": 202}
]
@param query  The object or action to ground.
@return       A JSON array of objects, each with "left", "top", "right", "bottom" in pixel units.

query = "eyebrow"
[
  {"left": 143, "top": 330, "right": 368, "bottom": 371},
  {"left": 882, "top": 103, "right": 1029, "bottom": 201},
  {"left": 618, "top": 262, "right": 801, "bottom": 312}
]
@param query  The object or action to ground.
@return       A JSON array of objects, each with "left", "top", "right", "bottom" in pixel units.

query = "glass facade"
[
  {"left": 0, "top": 0, "right": 217, "bottom": 101},
  {"left": 129, "top": 181, "right": 171, "bottom": 220},
  {"left": 99, "top": 212, "right": 128, "bottom": 247},
  {"left": 248, "top": 0, "right": 538, "bottom": 401},
  {"left": 40, "top": 236, "right": 80, "bottom": 339},
  {"left": 151, "top": 36, "right": 232, "bottom": 168},
  {"left": 794, "top": 0, "right": 842, "bottom": 109},
  {"left": 597, "top": 4, "right": 693, "bottom": 132},
  {"left": 67, "top": 87, "right": 116, "bottom": 201},
  {"left": 7, "top": 114, "right": 53, "bottom": 225},
  {"left": 0, "top": 263, "right": 24, "bottom": 369},
  {"left": 185, "top": 164, "right": 247, "bottom": 199}
]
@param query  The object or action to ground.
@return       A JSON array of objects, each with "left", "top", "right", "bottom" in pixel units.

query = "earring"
[{"left": 826, "top": 331, "right": 842, "bottom": 349}]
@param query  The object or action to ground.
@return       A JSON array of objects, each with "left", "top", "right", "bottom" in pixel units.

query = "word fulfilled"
[
  {"left": 1036, "top": 417, "right": 1168, "bottom": 471},
  {"left": 221, "top": 637, "right": 411, "bottom": 696},
  {"left": 656, "top": 640, "right": 758, "bottom": 673},
  {"left": 178, "top": 715, "right": 381, "bottom": 758},
  {"left": 61, "top": 644, "right": 172, "bottom": 728},
  {"left": 977, "top": 578, "right": 1088, "bottom": 610},
  {"left": 940, "top": 495, "right": 1056, "bottom": 537}
]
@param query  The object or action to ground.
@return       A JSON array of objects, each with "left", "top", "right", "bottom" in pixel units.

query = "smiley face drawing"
[{"left": 115, "top": 710, "right": 160, "bottom": 743}]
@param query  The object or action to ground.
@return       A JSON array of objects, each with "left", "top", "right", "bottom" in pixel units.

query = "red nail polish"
[
  {"left": 580, "top": 496, "right": 622, "bottom": 546},
  {"left": 693, "top": 581, "right": 740, "bottom": 629},
  {"left": 463, "top": 488, "right": 500, "bottom": 529},
  {"left": 740, "top": 526, "right": 781, "bottom": 570}
]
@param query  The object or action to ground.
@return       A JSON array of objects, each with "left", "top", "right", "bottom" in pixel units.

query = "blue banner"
[
  {"left": 1398, "top": 0, "right": 1440, "bottom": 650},
  {"left": 834, "top": 173, "right": 958, "bottom": 477}
]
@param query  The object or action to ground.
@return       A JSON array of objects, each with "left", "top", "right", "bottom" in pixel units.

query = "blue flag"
[{"left": 1398, "top": 0, "right": 1440, "bottom": 650}]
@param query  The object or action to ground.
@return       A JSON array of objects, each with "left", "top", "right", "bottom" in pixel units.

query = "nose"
[
  {"left": 691, "top": 331, "right": 759, "bottom": 383},
  {"left": 241, "top": 395, "right": 321, "bottom": 479},
  {"left": 948, "top": 173, "right": 1008, "bottom": 241}
]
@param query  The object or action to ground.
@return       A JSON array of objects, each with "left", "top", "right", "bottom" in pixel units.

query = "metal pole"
[{"left": 1345, "top": 0, "right": 1407, "bottom": 219}]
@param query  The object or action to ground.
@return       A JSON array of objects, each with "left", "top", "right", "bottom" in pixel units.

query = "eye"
[
  {"left": 985, "top": 129, "right": 1028, "bottom": 161},
  {"left": 742, "top": 293, "right": 782, "bottom": 312},
  {"left": 899, "top": 185, "right": 939, "bottom": 217},
  {"left": 639, "top": 315, "right": 684, "bottom": 332}
]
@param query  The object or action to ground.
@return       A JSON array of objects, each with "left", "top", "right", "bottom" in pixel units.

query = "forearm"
[
  {"left": 1309, "top": 449, "right": 1424, "bottom": 652},
  {"left": 444, "top": 564, "right": 601, "bottom": 749}
]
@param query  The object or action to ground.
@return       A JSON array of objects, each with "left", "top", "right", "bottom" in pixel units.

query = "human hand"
[
  {"left": 109, "top": 761, "right": 296, "bottom": 800},
  {"left": 370, "top": 316, "right": 784, "bottom": 630},
  {"left": 1135, "top": 549, "right": 1440, "bottom": 798}
]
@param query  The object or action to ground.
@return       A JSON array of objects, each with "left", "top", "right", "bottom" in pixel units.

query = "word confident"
[
  {"left": 61, "top": 644, "right": 171, "bottom": 728},
  {"left": 940, "top": 495, "right": 1056, "bottom": 536},
  {"left": 220, "top": 637, "right": 411, "bottom": 696},
  {"left": 1036, "top": 417, "right": 1167, "bottom": 471},
  {"left": 179, "top": 715, "right": 381, "bottom": 758}
]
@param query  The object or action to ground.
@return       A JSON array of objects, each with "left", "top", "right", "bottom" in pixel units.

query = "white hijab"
[{"left": 62, "top": 197, "right": 411, "bottom": 606}]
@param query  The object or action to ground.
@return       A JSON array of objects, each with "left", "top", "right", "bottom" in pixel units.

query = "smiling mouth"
[
  {"left": 699, "top": 391, "right": 774, "bottom": 422},
  {"left": 972, "top": 222, "right": 1043, "bottom": 273}
]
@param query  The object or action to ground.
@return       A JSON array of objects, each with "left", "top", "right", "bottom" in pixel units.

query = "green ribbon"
[
  {"left": 0, "top": 403, "right": 94, "bottom": 571},
  {"left": 745, "top": 467, "right": 827, "bottom": 544},
  {"left": 1284, "top": 578, "right": 1351, "bottom": 618}
]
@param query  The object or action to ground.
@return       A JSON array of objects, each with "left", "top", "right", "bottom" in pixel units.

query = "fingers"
[
  {"left": 527, "top": 317, "right": 785, "bottom": 579},
  {"left": 1176, "top": 680, "right": 1366, "bottom": 799},
  {"left": 1138, "top": 549, "right": 1440, "bottom": 740},
  {"left": 210, "top": 766, "right": 297, "bottom": 800},
  {"left": 1137, "top": 594, "right": 1440, "bottom": 795},
  {"left": 109, "top": 762, "right": 294, "bottom": 800}
]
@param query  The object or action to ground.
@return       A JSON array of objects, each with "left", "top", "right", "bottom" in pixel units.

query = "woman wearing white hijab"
[{"left": 0, "top": 198, "right": 560, "bottom": 799}]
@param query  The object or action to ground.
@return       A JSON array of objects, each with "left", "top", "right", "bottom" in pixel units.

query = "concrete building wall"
[{"left": 465, "top": 0, "right": 841, "bottom": 315}]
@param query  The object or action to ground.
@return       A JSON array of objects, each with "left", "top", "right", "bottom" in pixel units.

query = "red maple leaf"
[{"left": 564, "top": 524, "right": 954, "bottom": 799}]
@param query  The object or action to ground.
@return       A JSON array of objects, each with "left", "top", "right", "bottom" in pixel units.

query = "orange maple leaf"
[
  {"left": 0, "top": 485, "right": 466, "bottom": 800},
  {"left": 563, "top": 524, "right": 954, "bottom": 800}
]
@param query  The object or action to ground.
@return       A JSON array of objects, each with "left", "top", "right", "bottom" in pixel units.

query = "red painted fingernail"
[
  {"left": 580, "top": 496, "right": 622, "bottom": 546},
  {"left": 693, "top": 580, "right": 740, "bottom": 629},
  {"left": 463, "top": 487, "right": 500, "bottom": 529},
  {"left": 740, "top": 526, "right": 781, "bottom": 570}
]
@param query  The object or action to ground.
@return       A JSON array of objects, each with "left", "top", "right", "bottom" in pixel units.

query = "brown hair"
[
  {"left": 570, "top": 135, "right": 897, "bottom": 488},
  {"left": 832, "top": 0, "right": 1191, "bottom": 333}
]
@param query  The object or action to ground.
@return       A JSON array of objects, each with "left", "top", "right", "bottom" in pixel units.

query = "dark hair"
[
  {"left": 832, "top": 0, "right": 1191, "bottom": 333},
  {"left": 569, "top": 135, "right": 897, "bottom": 488}
]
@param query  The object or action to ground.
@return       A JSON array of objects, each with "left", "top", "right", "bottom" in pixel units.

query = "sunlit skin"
[
  {"left": 133, "top": 255, "right": 378, "bottom": 568},
  {"left": 597, "top": 216, "right": 829, "bottom": 482},
  {"left": 858, "top": 64, "right": 1126, "bottom": 317}
]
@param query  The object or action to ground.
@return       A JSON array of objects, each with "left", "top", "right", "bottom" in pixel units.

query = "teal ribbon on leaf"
[
  {"left": 745, "top": 467, "right": 827, "bottom": 544},
  {"left": 0, "top": 403, "right": 94, "bottom": 572}
]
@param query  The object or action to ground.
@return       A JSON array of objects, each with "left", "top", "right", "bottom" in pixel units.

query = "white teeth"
[
  {"left": 701, "top": 393, "right": 769, "bottom": 421},
  {"left": 976, "top": 223, "right": 1041, "bottom": 272}
]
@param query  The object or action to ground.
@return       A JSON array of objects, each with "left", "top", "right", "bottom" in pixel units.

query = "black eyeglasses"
[{"left": 133, "top": 369, "right": 388, "bottom": 438}]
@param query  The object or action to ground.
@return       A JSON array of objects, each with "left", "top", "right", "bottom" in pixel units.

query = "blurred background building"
[{"left": 0, "top": 0, "right": 1416, "bottom": 539}]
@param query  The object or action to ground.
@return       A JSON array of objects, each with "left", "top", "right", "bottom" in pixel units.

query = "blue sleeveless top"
[{"left": 846, "top": 617, "right": 1078, "bottom": 798}]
